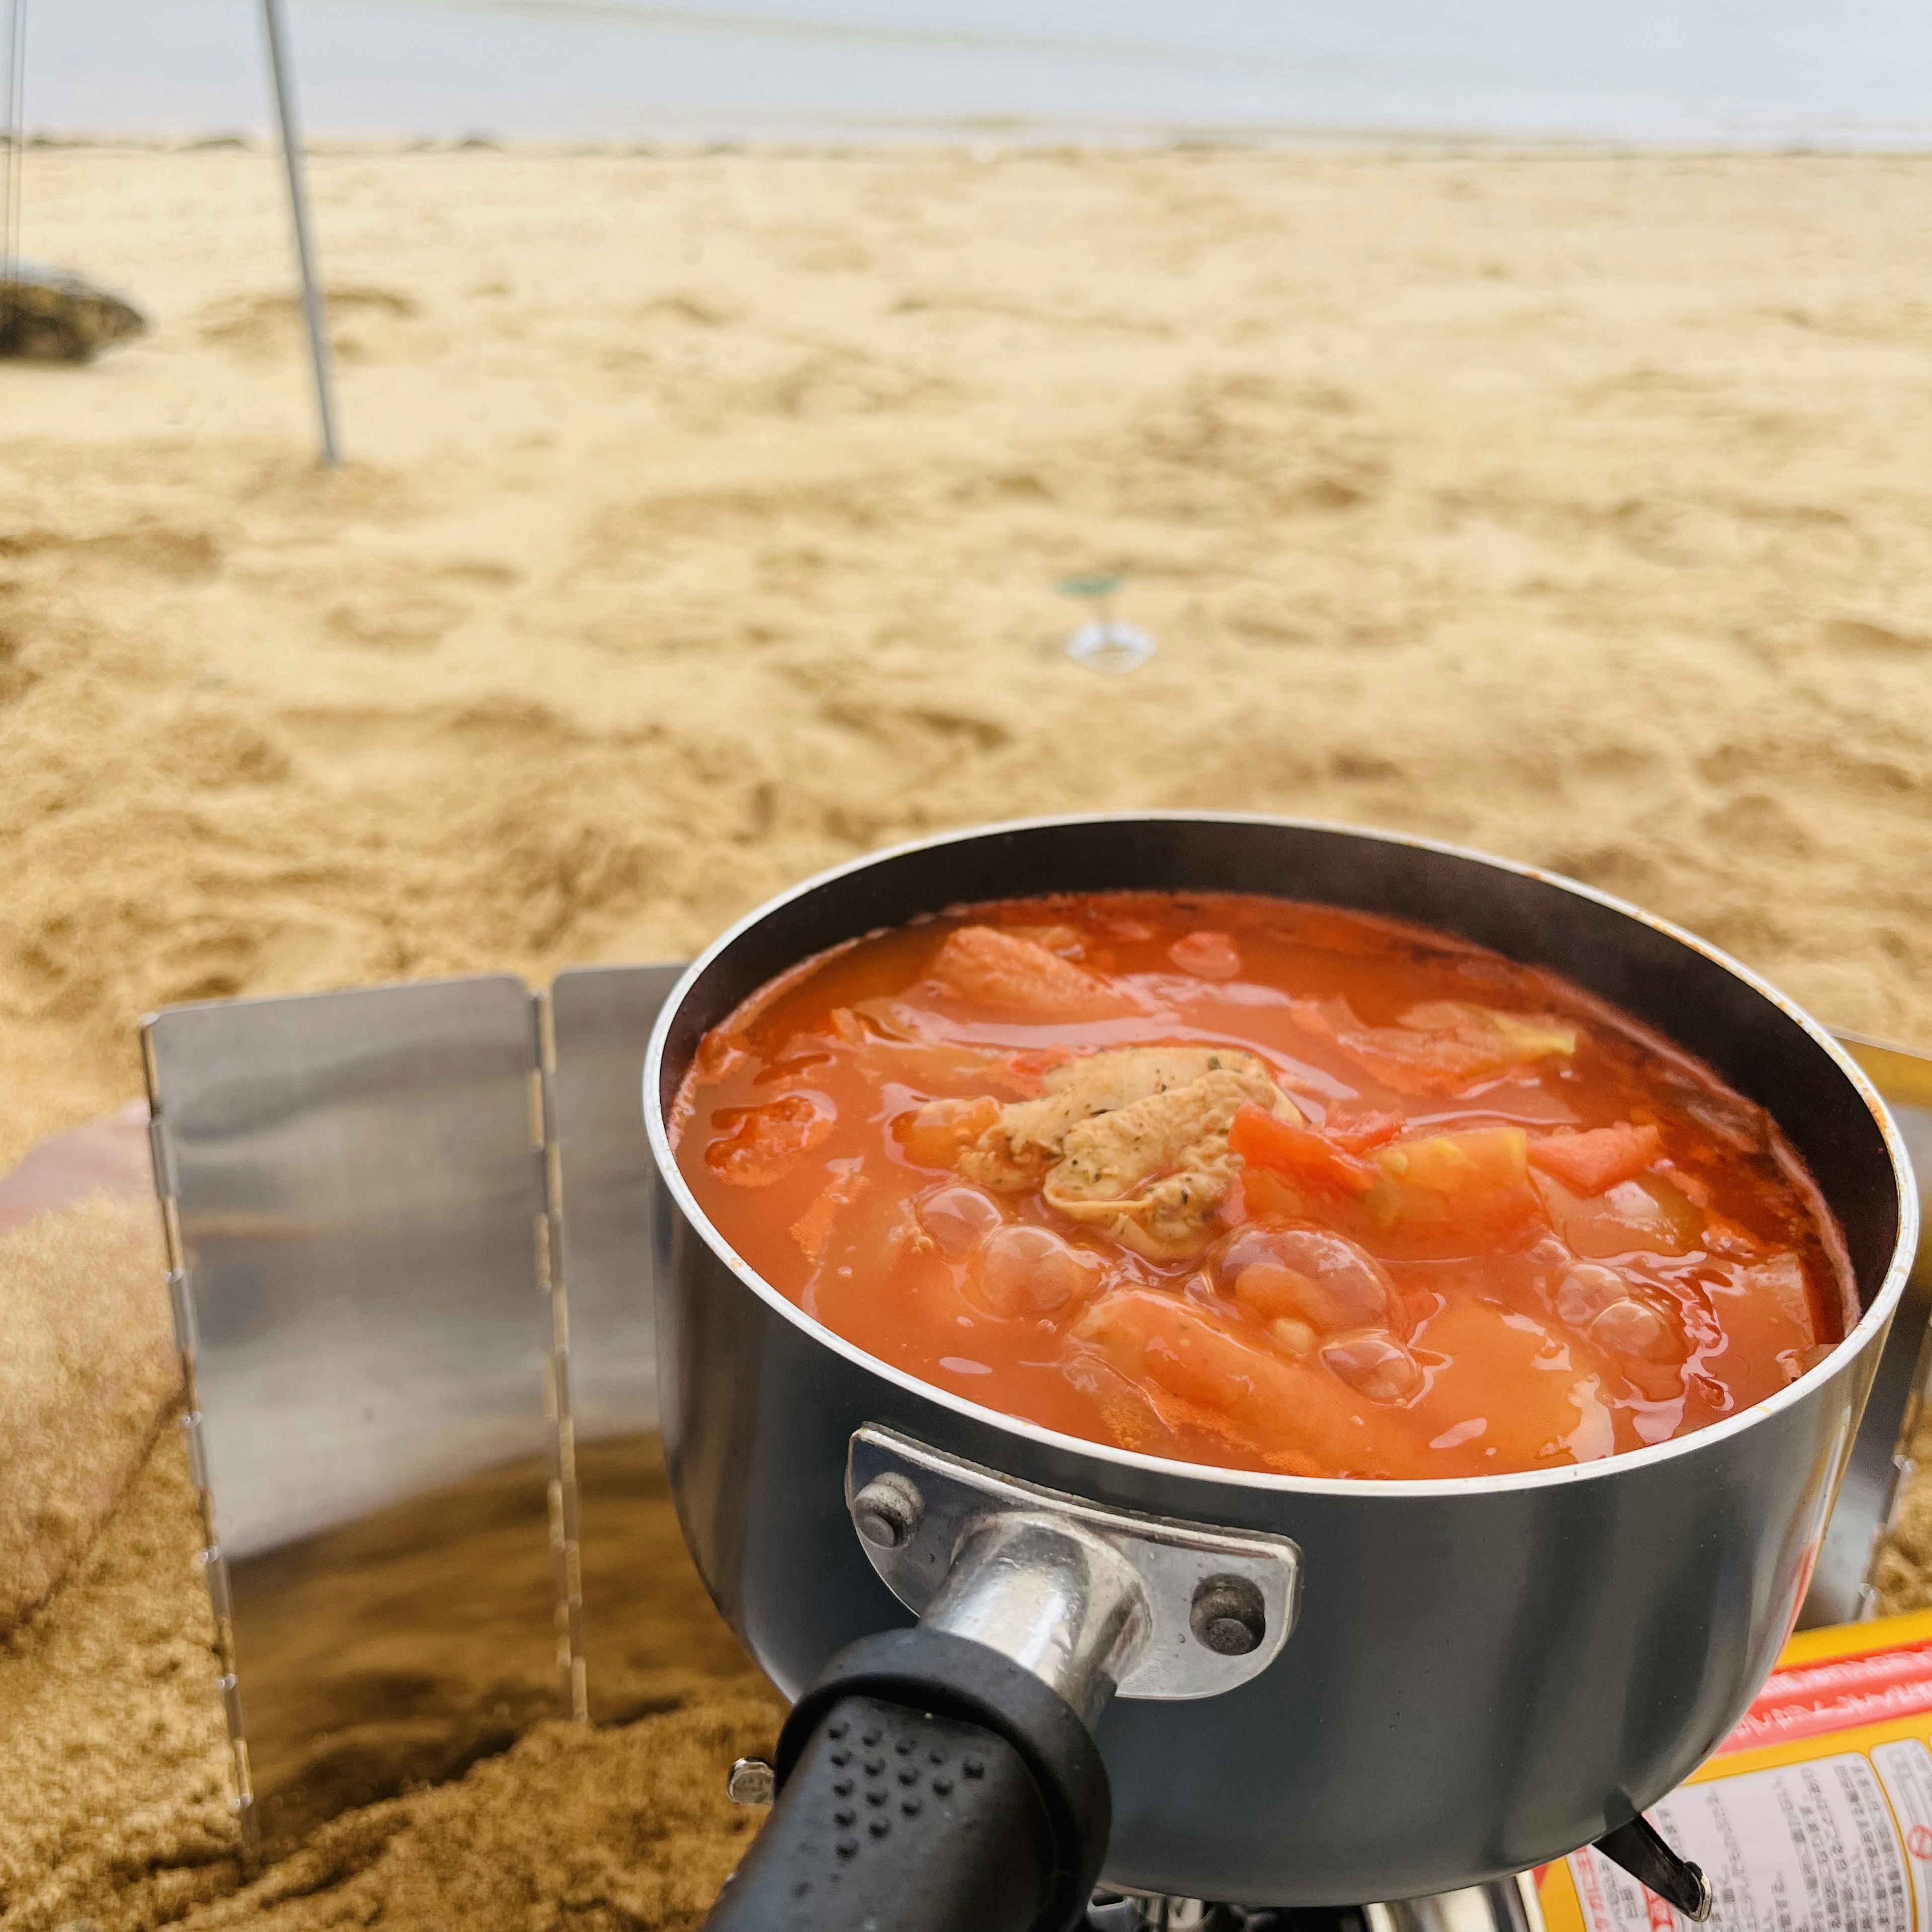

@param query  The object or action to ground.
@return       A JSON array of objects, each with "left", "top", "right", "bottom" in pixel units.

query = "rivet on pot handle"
[
  {"left": 852, "top": 1470, "right": 925, "bottom": 1550},
  {"left": 724, "top": 1757, "right": 774, "bottom": 1806}
]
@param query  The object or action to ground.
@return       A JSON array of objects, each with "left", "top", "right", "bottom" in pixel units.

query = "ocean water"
[{"left": 18, "top": 0, "right": 1932, "bottom": 147}]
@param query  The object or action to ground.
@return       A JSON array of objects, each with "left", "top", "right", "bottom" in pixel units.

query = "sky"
[{"left": 17, "top": 0, "right": 1932, "bottom": 146}]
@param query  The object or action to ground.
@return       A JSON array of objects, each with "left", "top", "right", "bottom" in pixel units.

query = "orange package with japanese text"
[{"left": 1539, "top": 1608, "right": 1932, "bottom": 1930}]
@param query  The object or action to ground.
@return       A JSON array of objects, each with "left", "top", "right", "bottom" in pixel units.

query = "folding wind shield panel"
[
  {"left": 1804, "top": 1040, "right": 1932, "bottom": 1626},
  {"left": 143, "top": 976, "right": 565, "bottom": 1859},
  {"left": 548, "top": 962, "right": 692, "bottom": 1723}
]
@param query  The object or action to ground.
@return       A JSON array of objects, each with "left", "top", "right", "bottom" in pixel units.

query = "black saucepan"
[{"left": 642, "top": 815, "right": 1916, "bottom": 1928}]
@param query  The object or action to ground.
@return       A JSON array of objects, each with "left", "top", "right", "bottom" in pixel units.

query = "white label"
[
  {"left": 1874, "top": 1740, "right": 1932, "bottom": 1927},
  {"left": 1565, "top": 1751, "right": 1914, "bottom": 1930}
]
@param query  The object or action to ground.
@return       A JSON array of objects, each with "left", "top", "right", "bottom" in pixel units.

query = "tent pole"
[{"left": 261, "top": 0, "right": 340, "bottom": 466}]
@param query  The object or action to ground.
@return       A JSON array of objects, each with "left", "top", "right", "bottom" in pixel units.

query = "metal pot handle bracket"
[
  {"left": 846, "top": 1425, "right": 1302, "bottom": 1705},
  {"left": 709, "top": 1426, "right": 1712, "bottom": 1931}
]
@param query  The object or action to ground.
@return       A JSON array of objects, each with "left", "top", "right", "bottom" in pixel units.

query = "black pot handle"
[{"left": 704, "top": 1628, "right": 1112, "bottom": 1932}]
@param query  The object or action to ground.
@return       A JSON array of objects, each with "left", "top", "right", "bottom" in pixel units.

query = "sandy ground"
[
  {"left": 5, "top": 144, "right": 1931, "bottom": 1176},
  {"left": 2, "top": 143, "right": 1930, "bottom": 1926}
]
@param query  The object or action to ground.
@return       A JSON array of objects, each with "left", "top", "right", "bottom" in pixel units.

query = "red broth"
[{"left": 671, "top": 893, "right": 1854, "bottom": 1480}]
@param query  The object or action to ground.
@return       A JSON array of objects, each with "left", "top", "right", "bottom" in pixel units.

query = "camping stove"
[
  {"left": 713, "top": 1755, "right": 1548, "bottom": 1932},
  {"left": 718, "top": 1743, "right": 1549, "bottom": 1929},
  {"left": 1085, "top": 1884, "right": 1542, "bottom": 1931}
]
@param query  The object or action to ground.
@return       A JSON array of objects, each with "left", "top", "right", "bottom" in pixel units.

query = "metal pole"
[
  {"left": 261, "top": 0, "right": 340, "bottom": 465},
  {"left": 3, "top": 0, "right": 26, "bottom": 341}
]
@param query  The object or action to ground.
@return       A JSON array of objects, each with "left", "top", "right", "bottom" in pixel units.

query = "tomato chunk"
[
  {"left": 1363, "top": 1127, "right": 1543, "bottom": 1255},
  {"left": 705, "top": 1092, "right": 835, "bottom": 1187},
  {"left": 897, "top": 1095, "right": 1001, "bottom": 1169},
  {"left": 1326, "top": 1109, "right": 1406, "bottom": 1156},
  {"left": 1230, "top": 1102, "right": 1377, "bottom": 1197},
  {"left": 1527, "top": 1123, "right": 1662, "bottom": 1197}
]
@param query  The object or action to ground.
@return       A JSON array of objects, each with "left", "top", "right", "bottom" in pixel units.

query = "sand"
[
  {"left": 0, "top": 1425, "right": 237, "bottom": 1931},
  {"left": 0, "top": 1190, "right": 177, "bottom": 1630},
  {"left": 170, "top": 1698, "right": 781, "bottom": 1932},
  {"left": 5, "top": 144, "right": 1931, "bottom": 1174},
  {"left": 1874, "top": 1407, "right": 1932, "bottom": 1617},
  {"left": 2, "top": 141, "right": 1930, "bottom": 1926}
]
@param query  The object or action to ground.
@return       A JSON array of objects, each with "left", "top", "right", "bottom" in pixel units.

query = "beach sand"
[
  {"left": 7, "top": 143, "right": 1932, "bottom": 1172},
  {"left": 2, "top": 142, "right": 1929, "bottom": 1927}
]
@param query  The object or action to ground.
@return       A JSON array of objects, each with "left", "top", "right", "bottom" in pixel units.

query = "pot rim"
[{"left": 643, "top": 811, "right": 1920, "bottom": 1501}]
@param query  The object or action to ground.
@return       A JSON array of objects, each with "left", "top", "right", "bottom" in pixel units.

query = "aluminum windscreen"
[{"left": 144, "top": 975, "right": 564, "bottom": 1859}]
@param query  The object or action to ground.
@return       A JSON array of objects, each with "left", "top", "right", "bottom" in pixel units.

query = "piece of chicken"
[{"left": 958, "top": 1045, "right": 1297, "bottom": 1259}]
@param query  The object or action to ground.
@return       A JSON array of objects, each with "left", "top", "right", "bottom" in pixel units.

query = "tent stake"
[{"left": 261, "top": 0, "right": 340, "bottom": 466}]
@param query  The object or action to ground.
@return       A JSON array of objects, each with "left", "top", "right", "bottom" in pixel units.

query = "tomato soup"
[{"left": 671, "top": 893, "right": 1853, "bottom": 1480}]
